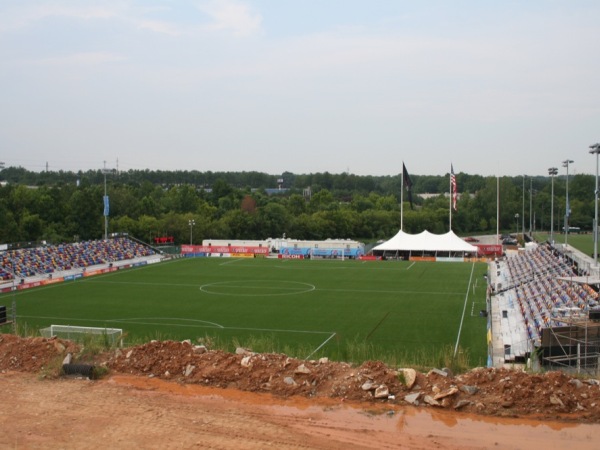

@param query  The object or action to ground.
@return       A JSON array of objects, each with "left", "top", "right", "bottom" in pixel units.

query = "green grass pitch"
[{"left": 4, "top": 257, "right": 489, "bottom": 366}]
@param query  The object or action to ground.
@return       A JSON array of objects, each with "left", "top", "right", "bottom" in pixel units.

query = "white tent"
[{"left": 372, "top": 230, "right": 478, "bottom": 254}]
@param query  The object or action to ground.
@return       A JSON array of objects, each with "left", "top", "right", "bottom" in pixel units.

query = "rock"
[
  {"left": 399, "top": 368, "right": 417, "bottom": 389},
  {"left": 235, "top": 347, "right": 252, "bottom": 355},
  {"left": 454, "top": 400, "right": 471, "bottom": 410},
  {"left": 184, "top": 364, "right": 194, "bottom": 377},
  {"left": 181, "top": 339, "right": 191, "bottom": 345},
  {"left": 126, "top": 350, "right": 133, "bottom": 359},
  {"left": 283, "top": 376, "right": 296, "bottom": 386},
  {"left": 294, "top": 364, "right": 311, "bottom": 375},
  {"left": 164, "top": 371, "right": 170, "bottom": 378},
  {"left": 318, "top": 357, "right": 329, "bottom": 364},
  {"left": 585, "top": 379, "right": 600, "bottom": 386},
  {"left": 62, "top": 353, "right": 72, "bottom": 365},
  {"left": 423, "top": 395, "right": 441, "bottom": 407},
  {"left": 193, "top": 345, "right": 207, "bottom": 354},
  {"left": 501, "top": 399, "right": 514, "bottom": 408},
  {"left": 361, "top": 381, "right": 375, "bottom": 391},
  {"left": 460, "top": 385, "right": 479, "bottom": 395},
  {"left": 427, "top": 368, "right": 448, "bottom": 378},
  {"left": 569, "top": 379, "right": 584, "bottom": 389},
  {"left": 240, "top": 356, "right": 253, "bottom": 368},
  {"left": 549, "top": 395, "right": 564, "bottom": 407},
  {"left": 404, "top": 392, "right": 421, "bottom": 405},
  {"left": 374, "top": 385, "right": 389, "bottom": 399},
  {"left": 433, "top": 386, "right": 459, "bottom": 401},
  {"left": 53, "top": 341, "right": 66, "bottom": 353},
  {"left": 441, "top": 367, "right": 454, "bottom": 377}
]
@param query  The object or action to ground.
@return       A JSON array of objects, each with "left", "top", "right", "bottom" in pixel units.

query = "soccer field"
[{"left": 5, "top": 257, "right": 489, "bottom": 367}]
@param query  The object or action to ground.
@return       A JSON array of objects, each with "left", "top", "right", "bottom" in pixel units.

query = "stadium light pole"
[
  {"left": 101, "top": 164, "right": 113, "bottom": 241},
  {"left": 189, "top": 219, "right": 195, "bottom": 245},
  {"left": 590, "top": 144, "right": 600, "bottom": 267},
  {"left": 563, "top": 159, "right": 574, "bottom": 245},
  {"left": 515, "top": 213, "right": 519, "bottom": 237},
  {"left": 548, "top": 167, "right": 558, "bottom": 245},
  {"left": 522, "top": 176, "right": 526, "bottom": 241},
  {"left": 529, "top": 178, "right": 534, "bottom": 237}
]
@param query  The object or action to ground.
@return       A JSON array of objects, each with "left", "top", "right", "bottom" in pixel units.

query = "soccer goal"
[{"left": 40, "top": 325, "right": 123, "bottom": 347}]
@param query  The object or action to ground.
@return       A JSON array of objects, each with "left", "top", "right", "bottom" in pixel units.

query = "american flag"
[{"left": 450, "top": 164, "right": 457, "bottom": 211}]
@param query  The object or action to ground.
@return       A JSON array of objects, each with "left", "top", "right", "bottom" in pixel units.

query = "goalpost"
[{"left": 40, "top": 325, "right": 123, "bottom": 347}]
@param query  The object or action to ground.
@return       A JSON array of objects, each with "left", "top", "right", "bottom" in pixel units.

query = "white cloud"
[
  {"left": 196, "top": 0, "right": 262, "bottom": 37},
  {"left": 0, "top": 2, "right": 123, "bottom": 32},
  {"left": 134, "top": 18, "right": 182, "bottom": 36},
  {"left": 37, "top": 51, "right": 127, "bottom": 66}
]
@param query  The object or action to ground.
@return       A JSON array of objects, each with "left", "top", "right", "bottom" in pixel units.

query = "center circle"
[{"left": 199, "top": 280, "right": 315, "bottom": 297}]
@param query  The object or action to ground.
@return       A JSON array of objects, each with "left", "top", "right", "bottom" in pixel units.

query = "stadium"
[{"left": 1, "top": 230, "right": 599, "bottom": 375}]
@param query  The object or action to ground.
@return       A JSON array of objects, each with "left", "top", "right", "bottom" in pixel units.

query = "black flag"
[{"left": 403, "top": 163, "right": 413, "bottom": 209}]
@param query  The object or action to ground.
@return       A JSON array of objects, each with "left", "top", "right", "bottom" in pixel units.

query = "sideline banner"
[
  {"left": 278, "top": 254, "right": 305, "bottom": 259},
  {"left": 0, "top": 285, "right": 14, "bottom": 293},
  {"left": 181, "top": 245, "right": 269, "bottom": 255},
  {"left": 476, "top": 244, "right": 503, "bottom": 256},
  {"left": 436, "top": 257, "right": 464, "bottom": 263}
]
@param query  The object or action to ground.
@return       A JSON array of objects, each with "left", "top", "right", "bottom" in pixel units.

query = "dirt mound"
[{"left": 2, "top": 334, "right": 600, "bottom": 423}]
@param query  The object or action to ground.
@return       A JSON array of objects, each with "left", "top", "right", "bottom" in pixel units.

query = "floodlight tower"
[
  {"left": 562, "top": 159, "right": 574, "bottom": 245},
  {"left": 590, "top": 144, "right": 600, "bottom": 267},
  {"left": 548, "top": 167, "right": 558, "bottom": 244},
  {"left": 189, "top": 219, "right": 195, "bottom": 245},
  {"left": 101, "top": 163, "right": 114, "bottom": 240}
]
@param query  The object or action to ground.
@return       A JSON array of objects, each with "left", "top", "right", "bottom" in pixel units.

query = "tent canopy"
[{"left": 373, "top": 230, "right": 478, "bottom": 253}]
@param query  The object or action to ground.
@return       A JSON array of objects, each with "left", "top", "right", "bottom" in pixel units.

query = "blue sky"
[{"left": 1, "top": 0, "right": 599, "bottom": 177}]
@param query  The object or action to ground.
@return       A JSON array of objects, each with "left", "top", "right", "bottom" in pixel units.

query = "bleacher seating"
[
  {"left": 497, "top": 243, "right": 597, "bottom": 357},
  {"left": 0, "top": 238, "right": 155, "bottom": 279}
]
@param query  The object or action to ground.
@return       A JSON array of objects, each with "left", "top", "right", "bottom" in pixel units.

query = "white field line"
[
  {"left": 406, "top": 262, "right": 416, "bottom": 270},
  {"left": 18, "top": 315, "right": 333, "bottom": 337},
  {"left": 220, "top": 258, "right": 245, "bottom": 266},
  {"left": 18, "top": 315, "right": 225, "bottom": 329},
  {"left": 454, "top": 262, "right": 476, "bottom": 358},
  {"left": 75, "top": 279, "right": 462, "bottom": 296},
  {"left": 305, "top": 332, "right": 337, "bottom": 360}
]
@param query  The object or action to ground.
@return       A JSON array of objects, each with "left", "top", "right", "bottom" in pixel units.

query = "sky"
[{"left": 1, "top": 0, "right": 599, "bottom": 177}]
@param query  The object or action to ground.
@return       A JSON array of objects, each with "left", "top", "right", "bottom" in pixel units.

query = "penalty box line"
[{"left": 20, "top": 314, "right": 338, "bottom": 356}]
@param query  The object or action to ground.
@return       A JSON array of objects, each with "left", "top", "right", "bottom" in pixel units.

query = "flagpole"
[
  {"left": 449, "top": 166, "right": 452, "bottom": 231},
  {"left": 400, "top": 165, "right": 404, "bottom": 230},
  {"left": 496, "top": 176, "right": 500, "bottom": 245}
]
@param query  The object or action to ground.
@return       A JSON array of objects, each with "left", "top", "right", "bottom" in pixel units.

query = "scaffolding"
[{"left": 541, "top": 312, "right": 600, "bottom": 376}]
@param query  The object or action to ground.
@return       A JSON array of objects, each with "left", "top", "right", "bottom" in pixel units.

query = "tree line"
[{"left": 0, "top": 167, "right": 595, "bottom": 246}]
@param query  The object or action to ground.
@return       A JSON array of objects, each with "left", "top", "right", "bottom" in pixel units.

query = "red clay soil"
[{"left": 2, "top": 334, "right": 600, "bottom": 449}]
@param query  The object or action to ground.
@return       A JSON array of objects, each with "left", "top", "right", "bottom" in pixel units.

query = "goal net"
[{"left": 40, "top": 325, "right": 123, "bottom": 347}]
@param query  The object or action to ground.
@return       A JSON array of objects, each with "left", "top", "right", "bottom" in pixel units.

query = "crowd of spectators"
[{"left": 0, "top": 238, "right": 155, "bottom": 280}]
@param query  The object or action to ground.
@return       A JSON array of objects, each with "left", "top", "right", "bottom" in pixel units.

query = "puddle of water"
[{"left": 109, "top": 375, "right": 599, "bottom": 450}]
